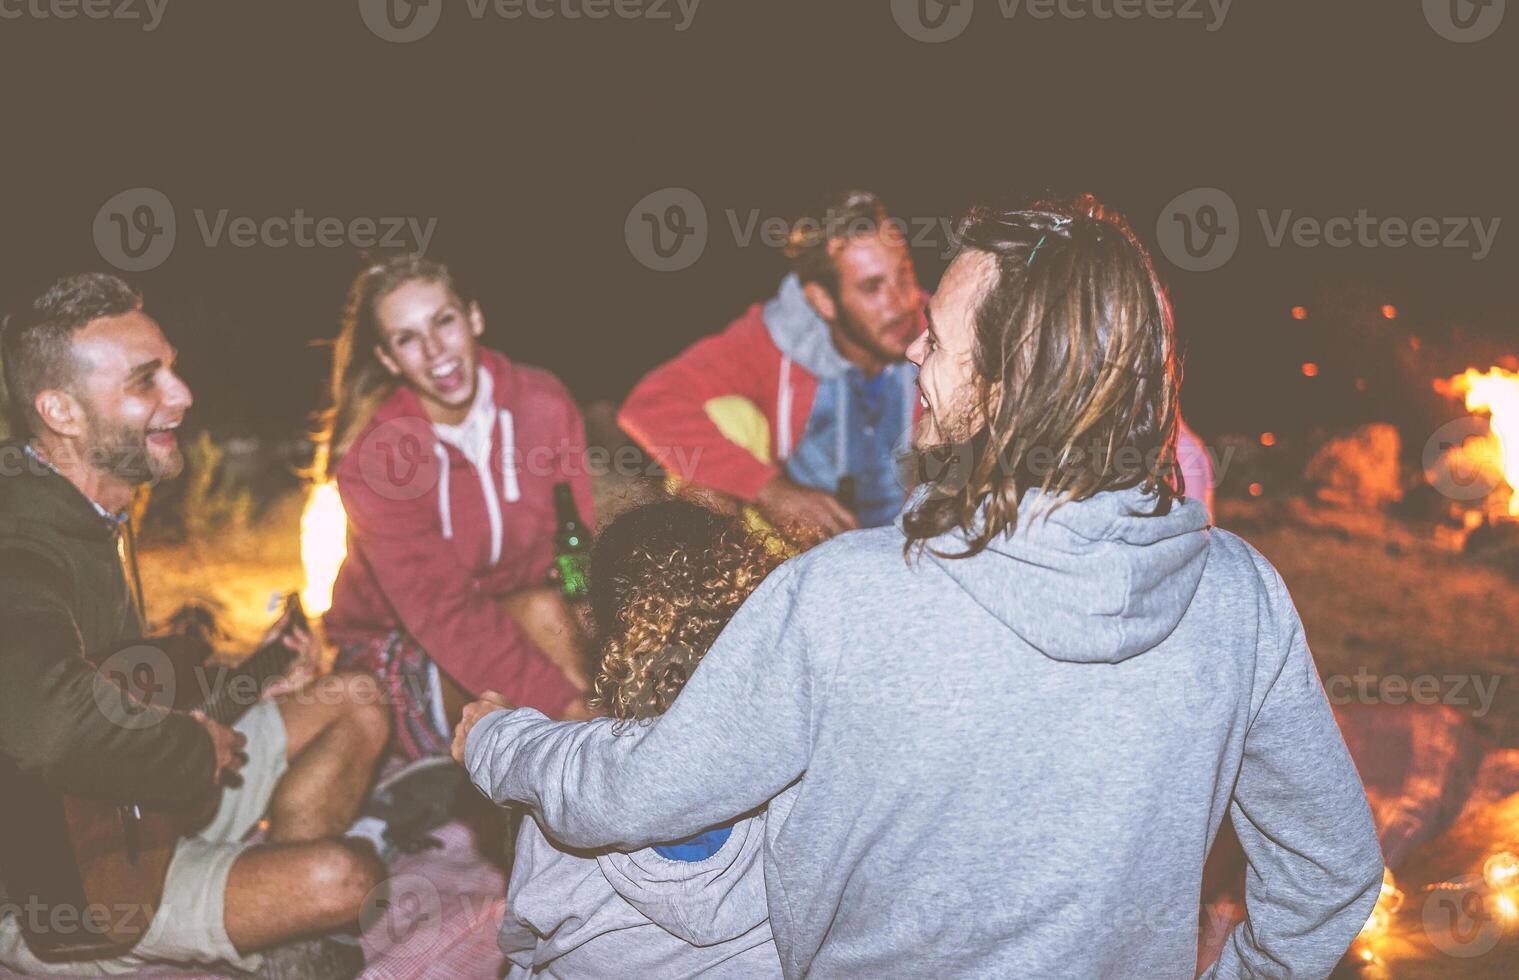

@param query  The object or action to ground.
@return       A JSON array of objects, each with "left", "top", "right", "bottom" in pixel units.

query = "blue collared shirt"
[{"left": 784, "top": 362, "right": 917, "bottom": 529}]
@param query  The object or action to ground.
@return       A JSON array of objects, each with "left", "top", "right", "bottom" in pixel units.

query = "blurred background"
[{"left": 0, "top": 0, "right": 1512, "bottom": 442}]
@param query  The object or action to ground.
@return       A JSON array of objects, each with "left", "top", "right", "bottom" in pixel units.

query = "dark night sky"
[{"left": 2, "top": 0, "right": 1513, "bottom": 444}]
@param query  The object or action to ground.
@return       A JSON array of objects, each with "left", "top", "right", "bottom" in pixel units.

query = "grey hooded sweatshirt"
[
  {"left": 468, "top": 487, "right": 1383, "bottom": 979},
  {"left": 500, "top": 799, "right": 781, "bottom": 978}
]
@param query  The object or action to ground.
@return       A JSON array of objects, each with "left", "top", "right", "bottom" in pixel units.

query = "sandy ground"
[
  {"left": 1217, "top": 498, "right": 1517, "bottom": 747},
  {"left": 136, "top": 478, "right": 1518, "bottom": 749}
]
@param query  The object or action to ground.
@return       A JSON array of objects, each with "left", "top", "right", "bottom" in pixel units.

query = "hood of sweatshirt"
[
  {"left": 921, "top": 485, "right": 1212, "bottom": 664},
  {"left": 591, "top": 812, "right": 769, "bottom": 947},
  {"left": 762, "top": 273, "right": 852, "bottom": 380},
  {"left": 0, "top": 442, "right": 120, "bottom": 547}
]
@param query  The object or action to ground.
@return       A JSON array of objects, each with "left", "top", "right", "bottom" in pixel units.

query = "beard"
[
  {"left": 834, "top": 302, "right": 913, "bottom": 365},
  {"left": 84, "top": 414, "right": 182, "bottom": 485}
]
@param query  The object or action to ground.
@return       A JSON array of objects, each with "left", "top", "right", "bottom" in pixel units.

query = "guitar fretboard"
[{"left": 197, "top": 640, "right": 296, "bottom": 726}]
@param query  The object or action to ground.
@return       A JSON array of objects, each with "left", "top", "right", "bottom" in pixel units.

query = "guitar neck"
[{"left": 195, "top": 641, "right": 294, "bottom": 727}]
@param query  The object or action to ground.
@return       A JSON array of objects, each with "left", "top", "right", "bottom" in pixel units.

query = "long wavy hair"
[
  {"left": 902, "top": 193, "right": 1182, "bottom": 559},
  {"left": 588, "top": 499, "right": 787, "bottom": 722},
  {"left": 315, "top": 254, "right": 470, "bottom": 481}
]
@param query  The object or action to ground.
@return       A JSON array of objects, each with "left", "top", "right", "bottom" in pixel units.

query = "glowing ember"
[
  {"left": 300, "top": 481, "right": 349, "bottom": 616},
  {"left": 1357, "top": 869, "right": 1402, "bottom": 942},
  {"left": 1437, "top": 366, "right": 1519, "bottom": 517},
  {"left": 1485, "top": 851, "right": 1519, "bottom": 890}
]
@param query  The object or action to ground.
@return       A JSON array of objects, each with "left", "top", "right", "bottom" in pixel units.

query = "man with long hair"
[{"left": 459, "top": 199, "right": 1381, "bottom": 978}]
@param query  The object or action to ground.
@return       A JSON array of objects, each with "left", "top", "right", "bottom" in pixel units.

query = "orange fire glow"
[
  {"left": 1437, "top": 366, "right": 1519, "bottom": 518},
  {"left": 300, "top": 482, "right": 349, "bottom": 616}
]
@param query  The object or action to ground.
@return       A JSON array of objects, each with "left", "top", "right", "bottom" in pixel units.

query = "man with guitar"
[{"left": 0, "top": 275, "right": 433, "bottom": 979}]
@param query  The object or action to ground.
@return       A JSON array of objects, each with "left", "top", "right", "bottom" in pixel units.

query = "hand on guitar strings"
[
  {"left": 191, "top": 709, "right": 249, "bottom": 787},
  {"left": 258, "top": 606, "right": 322, "bottom": 699}
]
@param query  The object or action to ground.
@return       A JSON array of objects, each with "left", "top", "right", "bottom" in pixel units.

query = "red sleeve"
[
  {"left": 336, "top": 452, "right": 580, "bottom": 715},
  {"left": 618, "top": 314, "right": 781, "bottom": 503}
]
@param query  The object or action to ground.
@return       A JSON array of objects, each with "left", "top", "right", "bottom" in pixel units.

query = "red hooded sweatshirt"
[
  {"left": 619, "top": 275, "right": 1216, "bottom": 515},
  {"left": 325, "top": 348, "right": 594, "bottom": 715}
]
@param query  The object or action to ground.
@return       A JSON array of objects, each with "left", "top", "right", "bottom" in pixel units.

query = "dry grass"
[{"left": 137, "top": 491, "right": 306, "bottom": 653}]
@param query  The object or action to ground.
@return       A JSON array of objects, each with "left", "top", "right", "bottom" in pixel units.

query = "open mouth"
[
  {"left": 146, "top": 420, "right": 181, "bottom": 449},
  {"left": 429, "top": 358, "right": 467, "bottom": 394},
  {"left": 425, "top": 357, "right": 464, "bottom": 395}
]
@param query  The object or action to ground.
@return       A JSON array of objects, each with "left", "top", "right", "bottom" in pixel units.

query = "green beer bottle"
[{"left": 553, "top": 482, "right": 590, "bottom": 599}]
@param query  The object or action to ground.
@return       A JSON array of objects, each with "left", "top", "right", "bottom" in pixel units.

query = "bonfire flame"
[
  {"left": 1436, "top": 366, "right": 1519, "bottom": 518},
  {"left": 300, "top": 481, "right": 349, "bottom": 616}
]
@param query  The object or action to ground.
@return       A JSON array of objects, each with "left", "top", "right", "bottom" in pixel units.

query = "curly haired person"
[{"left": 494, "top": 499, "right": 787, "bottom": 978}]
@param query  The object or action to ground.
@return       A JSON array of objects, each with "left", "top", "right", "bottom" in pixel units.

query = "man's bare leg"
[
  {"left": 265, "top": 670, "right": 390, "bottom": 843},
  {"left": 223, "top": 839, "right": 384, "bottom": 953}
]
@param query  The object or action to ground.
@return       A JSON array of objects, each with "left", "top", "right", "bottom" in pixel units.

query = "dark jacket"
[{"left": 0, "top": 441, "right": 215, "bottom": 811}]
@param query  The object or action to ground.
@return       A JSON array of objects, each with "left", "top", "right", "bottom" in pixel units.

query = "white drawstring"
[
  {"left": 498, "top": 409, "right": 521, "bottom": 503},
  {"left": 434, "top": 443, "right": 453, "bottom": 540},
  {"left": 776, "top": 356, "right": 794, "bottom": 461}
]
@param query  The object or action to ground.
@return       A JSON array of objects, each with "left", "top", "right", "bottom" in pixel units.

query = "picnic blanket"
[{"left": 5, "top": 703, "right": 1516, "bottom": 979}]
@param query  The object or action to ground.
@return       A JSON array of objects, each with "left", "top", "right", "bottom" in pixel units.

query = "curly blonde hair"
[{"left": 589, "top": 500, "right": 788, "bottom": 722}]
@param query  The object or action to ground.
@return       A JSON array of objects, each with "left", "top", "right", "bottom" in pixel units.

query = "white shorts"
[{"left": 0, "top": 698, "right": 289, "bottom": 976}]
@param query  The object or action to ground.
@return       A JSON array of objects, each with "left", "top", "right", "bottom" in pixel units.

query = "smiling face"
[
  {"left": 807, "top": 229, "right": 924, "bottom": 372},
  {"left": 372, "top": 278, "right": 485, "bottom": 425},
  {"left": 68, "top": 311, "right": 194, "bottom": 484},
  {"left": 906, "top": 249, "right": 995, "bottom": 447}
]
